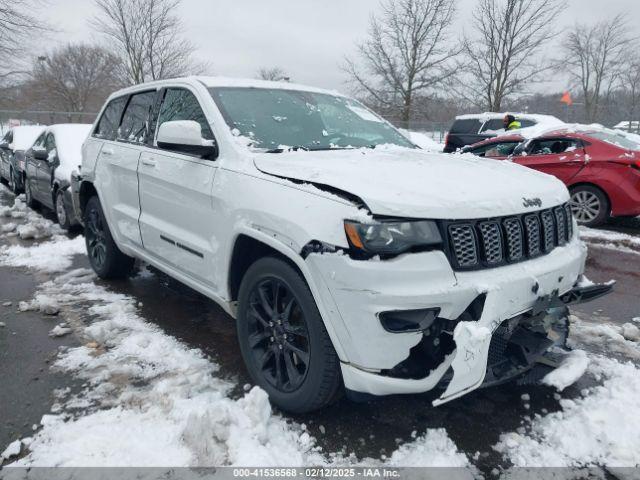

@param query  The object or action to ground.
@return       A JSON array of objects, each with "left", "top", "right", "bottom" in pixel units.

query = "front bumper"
[{"left": 306, "top": 236, "right": 590, "bottom": 403}]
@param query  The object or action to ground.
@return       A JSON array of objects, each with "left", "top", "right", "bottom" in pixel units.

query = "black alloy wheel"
[{"left": 246, "top": 277, "right": 311, "bottom": 392}]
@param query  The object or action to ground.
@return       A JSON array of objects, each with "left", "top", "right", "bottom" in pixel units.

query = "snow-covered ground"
[
  {"left": 579, "top": 226, "right": 640, "bottom": 254},
  {"left": 1, "top": 183, "right": 640, "bottom": 471}
]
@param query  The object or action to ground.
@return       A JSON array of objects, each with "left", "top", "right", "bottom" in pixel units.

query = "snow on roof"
[
  {"left": 111, "top": 76, "right": 346, "bottom": 99},
  {"left": 46, "top": 124, "right": 92, "bottom": 182},
  {"left": 10, "top": 125, "right": 46, "bottom": 151},
  {"left": 455, "top": 112, "right": 563, "bottom": 124}
]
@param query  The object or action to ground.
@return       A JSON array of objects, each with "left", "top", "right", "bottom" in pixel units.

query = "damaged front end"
[{"left": 377, "top": 281, "right": 614, "bottom": 406}]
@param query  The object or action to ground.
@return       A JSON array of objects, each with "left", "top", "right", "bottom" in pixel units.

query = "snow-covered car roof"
[
  {"left": 111, "top": 76, "right": 346, "bottom": 99},
  {"left": 455, "top": 112, "right": 563, "bottom": 124},
  {"left": 45, "top": 124, "right": 93, "bottom": 183},
  {"left": 9, "top": 125, "right": 46, "bottom": 151}
]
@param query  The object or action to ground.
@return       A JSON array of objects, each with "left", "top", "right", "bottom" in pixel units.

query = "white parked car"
[{"left": 76, "top": 77, "right": 611, "bottom": 413}]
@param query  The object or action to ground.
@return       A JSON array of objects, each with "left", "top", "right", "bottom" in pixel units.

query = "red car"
[{"left": 463, "top": 128, "right": 640, "bottom": 227}]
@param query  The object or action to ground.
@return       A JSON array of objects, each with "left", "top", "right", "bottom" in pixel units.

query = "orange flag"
[{"left": 560, "top": 91, "right": 573, "bottom": 106}]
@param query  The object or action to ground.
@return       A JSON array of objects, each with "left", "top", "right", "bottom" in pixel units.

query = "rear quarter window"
[
  {"left": 93, "top": 97, "right": 128, "bottom": 141},
  {"left": 449, "top": 119, "right": 482, "bottom": 134}
]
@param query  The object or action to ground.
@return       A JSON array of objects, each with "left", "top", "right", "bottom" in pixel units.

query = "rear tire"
[
  {"left": 84, "top": 195, "right": 135, "bottom": 279},
  {"left": 569, "top": 185, "right": 609, "bottom": 228},
  {"left": 55, "top": 190, "right": 71, "bottom": 230},
  {"left": 237, "top": 256, "right": 341, "bottom": 413}
]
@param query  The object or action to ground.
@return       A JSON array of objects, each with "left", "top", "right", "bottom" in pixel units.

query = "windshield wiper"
[{"left": 265, "top": 146, "right": 310, "bottom": 153}]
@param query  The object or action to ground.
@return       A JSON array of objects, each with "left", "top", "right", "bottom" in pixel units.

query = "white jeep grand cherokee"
[{"left": 77, "top": 77, "right": 611, "bottom": 413}]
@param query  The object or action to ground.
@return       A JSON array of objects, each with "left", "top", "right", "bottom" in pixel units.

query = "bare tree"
[
  {"left": 0, "top": 0, "right": 48, "bottom": 80},
  {"left": 460, "top": 0, "right": 564, "bottom": 112},
  {"left": 29, "top": 43, "right": 124, "bottom": 113},
  {"left": 618, "top": 56, "right": 640, "bottom": 132},
  {"left": 256, "top": 67, "right": 289, "bottom": 82},
  {"left": 92, "top": 0, "right": 203, "bottom": 84},
  {"left": 344, "top": 0, "right": 458, "bottom": 126},
  {"left": 564, "top": 14, "right": 635, "bottom": 123}
]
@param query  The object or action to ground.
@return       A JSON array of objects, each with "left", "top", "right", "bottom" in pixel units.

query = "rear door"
[
  {"left": 138, "top": 87, "right": 219, "bottom": 288},
  {"left": 93, "top": 93, "right": 155, "bottom": 248},
  {"left": 446, "top": 118, "right": 484, "bottom": 151},
  {"left": 513, "top": 137, "right": 587, "bottom": 183}
]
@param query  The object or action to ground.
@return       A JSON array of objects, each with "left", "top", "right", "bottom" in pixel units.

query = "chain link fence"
[{"left": 0, "top": 110, "right": 98, "bottom": 134}]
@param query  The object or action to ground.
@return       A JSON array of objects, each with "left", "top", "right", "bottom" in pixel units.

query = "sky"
[{"left": 37, "top": 0, "right": 640, "bottom": 94}]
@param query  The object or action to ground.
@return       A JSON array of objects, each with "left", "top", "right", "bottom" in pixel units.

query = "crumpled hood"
[{"left": 253, "top": 147, "right": 569, "bottom": 219}]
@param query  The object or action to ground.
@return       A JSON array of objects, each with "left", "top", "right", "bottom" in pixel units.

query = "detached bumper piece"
[
  {"left": 560, "top": 281, "right": 615, "bottom": 306},
  {"left": 483, "top": 280, "right": 614, "bottom": 388}
]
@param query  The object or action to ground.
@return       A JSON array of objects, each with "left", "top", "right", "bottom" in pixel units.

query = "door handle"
[
  {"left": 141, "top": 158, "right": 157, "bottom": 167},
  {"left": 102, "top": 148, "right": 114, "bottom": 156}
]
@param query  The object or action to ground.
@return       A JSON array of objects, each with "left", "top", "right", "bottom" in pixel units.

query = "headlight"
[{"left": 344, "top": 219, "right": 442, "bottom": 255}]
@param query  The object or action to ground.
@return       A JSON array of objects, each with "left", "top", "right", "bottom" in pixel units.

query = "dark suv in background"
[{"left": 443, "top": 113, "right": 562, "bottom": 153}]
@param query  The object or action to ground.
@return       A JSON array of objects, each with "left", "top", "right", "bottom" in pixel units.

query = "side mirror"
[
  {"left": 157, "top": 120, "right": 218, "bottom": 160},
  {"left": 0, "top": 142, "right": 10, "bottom": 151},
  {"left": 32, "top": 147, "right": 48, "bottom": 161}
]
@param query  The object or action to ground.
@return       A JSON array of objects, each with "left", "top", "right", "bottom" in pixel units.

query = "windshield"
[
  {"left": 589, "top": 130, "right": 640, "bottom": 151},
  {"left": 209, "top": 87, "right": 415, "bottom": 151}
]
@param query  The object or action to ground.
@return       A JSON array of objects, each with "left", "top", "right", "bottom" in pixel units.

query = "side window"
[
  {"left": 118, "top": 91, "right": 156, "bottom": 144},
  {"left": 520, "top": 120, "right": 535, "bottom": 128},
  {"left": 31, "top": 133, "right": 46, "bottom": 150},
  {"left": 94, "top": 97, "right": 127, "bottom": 141},
  {"left": 450, "top": 119, "right": 482, "bottom": 135},
  {"left": 529, "top": 138, "right": 581, "bottom": 156},
  {"left": 156, "top": 88, "right": 214, "bottom": 141},
  {"left": 45, "top": 133, "right": 56, "bottom": 153},
  {"left": 480, "top": 119, "right": 504, "bottom": 133}
]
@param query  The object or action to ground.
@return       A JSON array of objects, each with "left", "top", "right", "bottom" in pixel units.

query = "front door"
[
  {"left": 34, "top": 133, "right": 56, "bottom": 207},
  {"left": 513, "top": 137, "right": 587, "bottom": 183},
  {"left": 138, "top": 87, "right": 219, "bottom": 288}
]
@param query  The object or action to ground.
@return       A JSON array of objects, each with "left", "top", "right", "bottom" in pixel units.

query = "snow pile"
[
  {"left": 0, "top": 195, "right": 63, "bottom": 239},
  {"left": 386, "top": 429, "right": 470, "bottom": 469},
  {"left": 569, "top": 315, "right": 640, "bottom": 361},
  {"left": 495, "top": 356, "right": 640, "bottom": 467},
  {"left": 0, "top": 236, "right": 85, "bottom": 272},
  {"left": 1, "top": 440, "right": 22, "bottom": 461},
  {"left": 11, "top": 268, "right": 468, "bottom": 468},
  {"left": 13, "top": 269, "right": 326, "bottom": 467},
  {"left": 542, "top": 350, "right": 589, "bottom": 391},
  {"left": 399, "top": 129, "right": 444, "bottom": 152}
]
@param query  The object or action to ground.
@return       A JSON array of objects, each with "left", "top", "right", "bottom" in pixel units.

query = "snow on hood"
[
  {"left": 49, "top": 124, "right": 93, "bottom": 183},
  {"left": 10, "top": 125, "right": 46, "bottom": 151},
  {"left": 253, "top": 146, "right": 569, "bottom": 219}
]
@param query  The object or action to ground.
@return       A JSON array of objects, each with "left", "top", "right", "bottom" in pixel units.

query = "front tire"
[
  {"left": 84, "top": 196, "right": 135, "bottom": 279},
  {"left": 237, "top": 257, "right": 341, "bottom": 413},
  {"left": 55, "top": 190, "right": 71, "bottom": 230},
  {"left": 569, "top": 185, "right": 609, "bottom": 228},
  {"left": 8, "top": 167, "right": 21, "bottom": 194},
  {"left": 24, "top": 176, "right": 36, "bottom": 207}
]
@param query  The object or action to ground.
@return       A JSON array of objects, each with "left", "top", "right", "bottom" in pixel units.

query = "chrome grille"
[
  {"left": 446, "top": 203, "right": 573, "bottom": 270},
  {"left": 524, "top": 214, "right": 541, "bottom": 257},
  {"left": 541, "top": 210, "right": 555, "bottom": 252},
  {"left": 448, "top": 225, "right": 478, "bottom": 267},
  {"left": 554, "top": 207, "right": 567, "bottom": 245},
  {"left": 478, "top": 222, "right": 503, "bottom": 265},
  {"left": 564, "top": 204, "right": 573, "bottom": 240},
  {"left": 503, "top": 218, "right": 524, "bottom": 261}
]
